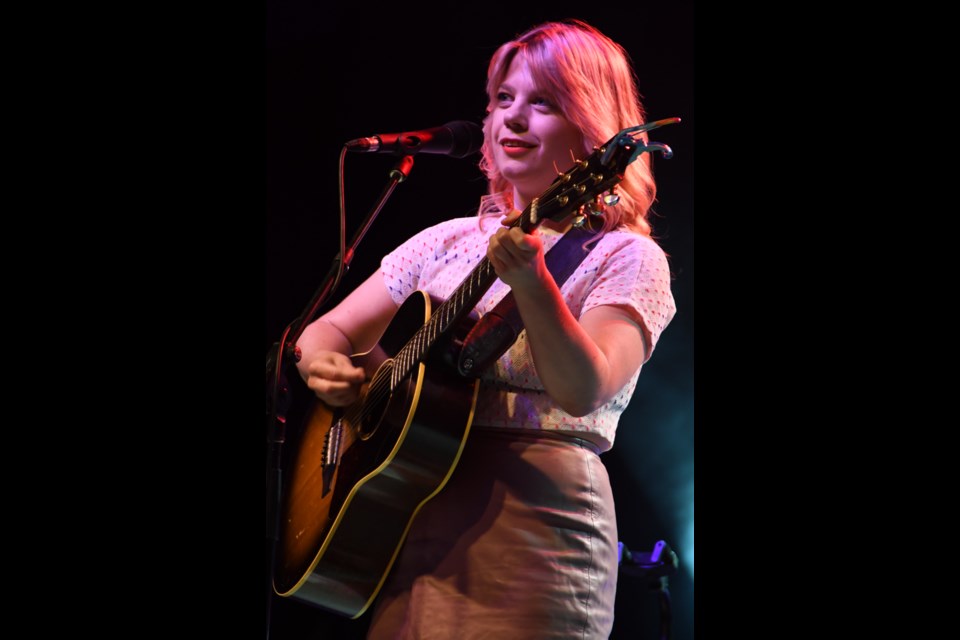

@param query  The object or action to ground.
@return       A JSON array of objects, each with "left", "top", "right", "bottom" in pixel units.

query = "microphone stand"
[{"left": 264, "top": 154, "right": 415, "bottom": 640}]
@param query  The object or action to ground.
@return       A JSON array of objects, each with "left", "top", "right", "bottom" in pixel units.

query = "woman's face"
[{"left": 488, "top": 56, "right": 584, "bottom": 211}]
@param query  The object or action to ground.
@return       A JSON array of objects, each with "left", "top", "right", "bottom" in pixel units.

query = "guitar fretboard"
[{"left": 389, "top": 250, "right": 500, "bottom": 389}]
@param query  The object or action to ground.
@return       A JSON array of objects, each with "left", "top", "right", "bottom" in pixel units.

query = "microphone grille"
[{"left": 444, "top": 120, "right": 484, "bottom": 158}]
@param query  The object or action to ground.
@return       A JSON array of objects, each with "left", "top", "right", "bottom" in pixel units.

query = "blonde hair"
[{"left": 479, "top": 20, "right": 656, "bottom": 236}]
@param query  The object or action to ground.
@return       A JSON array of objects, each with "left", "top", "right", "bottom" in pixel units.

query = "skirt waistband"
[{"left": 470, "top": 425, "right": 601, "bottom": 456}]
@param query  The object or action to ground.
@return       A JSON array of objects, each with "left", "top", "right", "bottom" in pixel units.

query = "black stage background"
[{"left": 266, "top": 2, "right": 694, "bottom": 638}]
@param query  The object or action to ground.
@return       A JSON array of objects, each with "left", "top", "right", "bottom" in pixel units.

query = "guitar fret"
[{"left": 402, "top": 347, "right": 411, "bottom": 380}]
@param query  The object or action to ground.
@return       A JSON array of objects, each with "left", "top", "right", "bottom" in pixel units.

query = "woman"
[{"left": 296, "top": 19, "right": 676, "bottom": 639}]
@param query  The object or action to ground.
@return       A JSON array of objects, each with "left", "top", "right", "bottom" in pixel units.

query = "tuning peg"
[
  {"left": 572, "top": 214, "right": 587, "bottom": 228},
  {"left": 587, "top": 195, "right": 606, "bottom": 217},
  {"left": 568, "top": 149, "right": 588, "bottom": 169},
  {"left": 603, "top": 187, "right": 620, "bottom": 207},
  {"left": 579, "top": 204, "right": 603, "bottom": 218}
]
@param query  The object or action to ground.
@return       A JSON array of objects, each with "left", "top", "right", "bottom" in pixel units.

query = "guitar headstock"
[{"left": 515, "top": 117, "right": 681, "bottom": 232}]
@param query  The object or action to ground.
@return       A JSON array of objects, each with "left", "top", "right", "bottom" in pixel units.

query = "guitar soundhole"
[{"left": 357, "top": 361, "right": 392, "bottom": 440}]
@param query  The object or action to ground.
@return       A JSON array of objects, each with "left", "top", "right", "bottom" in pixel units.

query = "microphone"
[{"left": 345, "top": 121, "right": 483, "bottom": 158}]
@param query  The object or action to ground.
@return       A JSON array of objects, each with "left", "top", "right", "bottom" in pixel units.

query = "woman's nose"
[{"left": 503, "top": 103, "right": 527, "bottom": 132}]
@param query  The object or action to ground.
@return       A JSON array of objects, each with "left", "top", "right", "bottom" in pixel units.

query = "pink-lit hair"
[{"left": 479, "top": 20, "right": 657, "bottom": 236}]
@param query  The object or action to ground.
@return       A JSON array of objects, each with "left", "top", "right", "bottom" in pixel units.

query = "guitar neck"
[
  {"left": 389, "top": 201, "right": 551, "bottom": 389},
  {"left": 390, "top": 255, "right": 500, "bottom": 388}
]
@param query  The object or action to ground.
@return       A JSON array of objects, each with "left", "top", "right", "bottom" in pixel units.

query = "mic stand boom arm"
[
  {"left": 263, "top": 153, "right": 414, "bottom": 639},
  {"left": 274, "top": 153, "right": 416, "bottom": 371}
]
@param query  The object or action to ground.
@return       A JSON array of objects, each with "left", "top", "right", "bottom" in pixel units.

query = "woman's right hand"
[{"left": 302, "top": 350, "right": 367, "bottom": 406}]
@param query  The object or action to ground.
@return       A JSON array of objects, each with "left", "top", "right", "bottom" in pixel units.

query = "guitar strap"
[{"left": 456, "top": 224, "right": 599, "bottom": 377}]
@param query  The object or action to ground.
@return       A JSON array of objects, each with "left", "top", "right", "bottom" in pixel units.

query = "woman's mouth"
[{"left": 501, "top": 139, "right": 536, "bottom": 156}]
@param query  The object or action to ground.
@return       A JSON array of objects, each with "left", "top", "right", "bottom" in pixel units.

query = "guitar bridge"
[{"left": 321, "top": 419, "right": 344, "bottom": 468}]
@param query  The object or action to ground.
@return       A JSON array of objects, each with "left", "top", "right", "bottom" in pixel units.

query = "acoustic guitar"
[{"left": 273, "top": 120, "right": 678, "bottom": 618}]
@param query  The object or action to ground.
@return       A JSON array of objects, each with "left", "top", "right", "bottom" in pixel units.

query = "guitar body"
[{"left": 274, "top": 290, "right": 480, "bottom": 618}]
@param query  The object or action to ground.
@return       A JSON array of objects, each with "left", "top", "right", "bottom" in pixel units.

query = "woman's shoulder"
[
  {"left": 389, "top": 216, "right": 492, "bottom": 261},
  {"left": 415, "top": 215, "right": 488, "bottom": 238},
  {"left": 596, "top": 228, "right": 668, "bottom": 260}
]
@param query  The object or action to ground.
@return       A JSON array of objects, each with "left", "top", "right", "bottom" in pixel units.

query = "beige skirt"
[{"left": 366, "top": 427, "right": 619, "bottom": 639}]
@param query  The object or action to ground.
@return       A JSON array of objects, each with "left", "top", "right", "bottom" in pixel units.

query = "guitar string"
[{"left": 343, "top": 258, "right": 497, "bottom": 428}]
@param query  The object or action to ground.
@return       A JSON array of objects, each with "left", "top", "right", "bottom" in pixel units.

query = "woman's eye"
[{"left": 497, "top": 92, "right": 512, "bottom": 102}]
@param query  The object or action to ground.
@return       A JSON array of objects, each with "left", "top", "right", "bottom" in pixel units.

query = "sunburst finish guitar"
[{"left": 272, "top": 119, "right": 679, "bottom": 618}]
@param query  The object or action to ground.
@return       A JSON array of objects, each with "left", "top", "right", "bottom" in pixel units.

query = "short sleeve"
[
  {"left": 379, "top": 217, "right": 487, "bottom": 306},
  {"left": 580, "top": 234, "right": 676, "bottom": 358},
  {"left": 380, "top": 225, "right": 440, "bottom": 305}
]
